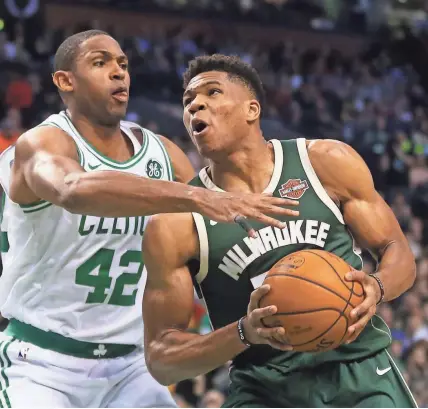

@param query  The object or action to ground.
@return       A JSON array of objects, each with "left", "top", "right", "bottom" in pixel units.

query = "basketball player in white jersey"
[{"left": 0, "top": 30, "right": 299, "bottom": 408}]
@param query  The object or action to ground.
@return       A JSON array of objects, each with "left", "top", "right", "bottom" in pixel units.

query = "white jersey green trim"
[
  {"left": 0, "top": 112, "right": 174, "bottom": 348},
  {"left": 150, "top": 133, "right": 174, "bottom": 181},
  {"left": 61, "top": 112, "right": 150, "bottom": 169},
  {"left": 19, "top": 200, "right": 52, "bottom": 213},
  {"left": 5, "top": 320, "right": 135, "bottom": 359},
  {"left": 0, "top": 338, "right": 14, "bottom": 408}
]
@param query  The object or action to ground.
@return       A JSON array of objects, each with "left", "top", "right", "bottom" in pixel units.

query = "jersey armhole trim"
[
  {"left": 296, "top": 138, "right": 345, "bottom": 224},
  {"left": 37, "top": 123, "right": 84, "bottom": 166},
  {"left": 191, "top": 213, "right": 209, "bottom": 284},
  {"left": 149, "top": 131, "right": 175, "bottom": 181},
  {"left": 18, "top": 123, "right": 83, "bottom": 209},
  {"left": 21, "top": 202, "right": 53, "bottom": 213}
]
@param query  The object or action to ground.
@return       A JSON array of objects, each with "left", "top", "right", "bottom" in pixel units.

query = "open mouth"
[
  {"left": 191, "top": 119, "right": 209, "bottom": 135},
  {"left": 112, "top": 87, "right": 128, "bottom": 102}
]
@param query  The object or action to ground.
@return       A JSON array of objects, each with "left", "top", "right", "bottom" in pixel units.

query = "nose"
[
  {"left": 188, "top": 97, "right": 206, "bottom": 115},
  {"left": 110, "top": 63, "right": 126, "bottom": 81}
]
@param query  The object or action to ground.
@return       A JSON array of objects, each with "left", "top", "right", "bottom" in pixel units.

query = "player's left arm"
[
  {"left": 309, "top": 140, "right": 416, "bottom": 343},
  {"left": 158, "top": 136, "right": 196, "bottom": 183}
]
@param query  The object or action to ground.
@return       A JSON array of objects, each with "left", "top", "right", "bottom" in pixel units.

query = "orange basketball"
[{"left": 259, "top": 249, "right": 364, "bottom": 352}]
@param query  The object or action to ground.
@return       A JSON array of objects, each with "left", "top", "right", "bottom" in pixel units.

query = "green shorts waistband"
[{"left": 5, "top": 319, "right": 136, "bottom": 359}]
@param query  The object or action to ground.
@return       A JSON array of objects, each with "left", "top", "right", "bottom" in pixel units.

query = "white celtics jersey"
[{"left": 0, "top": 111, "right": 173, "bottom": 345}]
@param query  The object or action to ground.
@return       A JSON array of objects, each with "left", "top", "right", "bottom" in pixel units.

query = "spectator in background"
[
  {"left": 199, "top": 390, "right": 226, "bottom": 408},
  {"left": 5, "top": 71, "right": 32, "bottom": 109},
  {"left": 0, "top": 108, "right": 22, "bottom": 153},
  {"left": 0, "top": 6, "right": 427, "bottom": 406}
]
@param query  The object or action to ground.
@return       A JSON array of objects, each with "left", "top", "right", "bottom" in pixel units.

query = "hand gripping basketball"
[
  {"left": 345, "top": 270, "right": 381, "bottom": 344},
  {"left": 242, "top": 284, "right": 293, "bottom": 351}
]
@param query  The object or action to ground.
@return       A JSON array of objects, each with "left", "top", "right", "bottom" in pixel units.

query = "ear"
[
  {"left": 52, "top": 71, "right": 74, "bottom": 94},
  {"left": 246, "top": 99, "right": 261, "bottom": 123}
]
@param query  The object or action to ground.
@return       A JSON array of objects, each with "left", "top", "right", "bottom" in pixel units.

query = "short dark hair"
[
  {"left": 183, "top": 54, "right": 265, "bottom": 109},
  {"left": 53, "top": 30, "right": 109, "bottom": 72}
]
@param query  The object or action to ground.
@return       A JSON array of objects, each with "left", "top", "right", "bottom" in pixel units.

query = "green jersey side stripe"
[{"left": 0, "top": 232, "right": 9, "bottom": 253}]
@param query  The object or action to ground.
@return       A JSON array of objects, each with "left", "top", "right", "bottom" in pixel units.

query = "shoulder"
[
  {"left": 306, "top": 139, "right": 360, "bottom": 161},
  {"left": 14, "top": 125, "right": 78, "bottom": 162},
  {"left": 157, "top": 135, "right": 196, "bottom": 183},
  {"left": 307, "top": 139, "right": 375, "bottom": 201},
  {"left": 144, "top": 212, "right": 199, "bottom": 260}
]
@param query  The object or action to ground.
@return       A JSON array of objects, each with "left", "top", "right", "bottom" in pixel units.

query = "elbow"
[
  {"left": 58, "top": 173, "right": 85, "bottom": 214},
  {"left": 145, "top": 345, "right": 176, "bottom": 386},
  {"left": 146, "top": 359, "right": 171, "bottom": 386},
  {"left": 58, "top": 189, "right": 80, "bottom": 214}
]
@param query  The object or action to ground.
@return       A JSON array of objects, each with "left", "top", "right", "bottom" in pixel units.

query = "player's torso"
[
  {"left": 189, "top": 138, "right": 391, "bottom": 369},
  {"left": 0, "top": 111, "right": 173, "bottom": 345}
]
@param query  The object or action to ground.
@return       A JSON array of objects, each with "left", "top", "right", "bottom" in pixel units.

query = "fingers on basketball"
[{"left": 259, "top": 249, "right": 365, "bottom": 353}]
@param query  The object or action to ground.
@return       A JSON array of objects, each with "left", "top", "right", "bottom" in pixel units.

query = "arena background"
[{"left": 0, "top": 0, "right": 427, "bottom": 407}]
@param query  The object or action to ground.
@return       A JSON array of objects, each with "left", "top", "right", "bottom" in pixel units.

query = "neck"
[
  {"left": 210, "top": 132, "right": 275, "bottom": 194},
  {"left": 66, "top": 109, "right": 122, "bottom": 142}
]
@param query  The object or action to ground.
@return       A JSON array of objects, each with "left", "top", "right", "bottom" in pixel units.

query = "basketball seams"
[
  {"left": 299, "top": 250, "right": 364, "bottom": 297},
  {"left": 260, "top": 249, "right": 365, "bottom": 351},
  {"left": 263, "top": 307, "right": 348, "bottom": 349},
  {"left": 264, "top": 274, "right": 359, "bottom": 309},
  {"left": 295, "top": 313, "right": 348, "bottom": 349},
  {"left": 338, "top": 281, "right": 355, "bottom": 345}
]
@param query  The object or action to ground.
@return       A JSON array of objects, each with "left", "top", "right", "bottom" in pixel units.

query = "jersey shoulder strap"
[{"left": 120, "top": 123, "right": 175, "bottom": 182}]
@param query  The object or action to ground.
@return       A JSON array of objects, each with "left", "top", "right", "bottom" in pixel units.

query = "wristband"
[
  {"left": 369, "top": 273, "right": 385, "bottom": 305},
  {"left": 237, "top": 316, "right": 252, "bottom": 348}
]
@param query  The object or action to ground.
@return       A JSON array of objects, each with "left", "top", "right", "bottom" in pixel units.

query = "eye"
[
  {"left": 209, "top": 88, "right": 221, "bottom": 96},
  {"left": 120, "top": 63, "right": 128, "bottom": 70},
  {"left": 183, "top": 97, "right": 192, "bottom": 106},
  {"left": 94, "top": 60, "right": 105, "bottom": 67}
]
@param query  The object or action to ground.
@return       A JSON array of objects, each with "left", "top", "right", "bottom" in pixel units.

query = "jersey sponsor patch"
[
  {"left": 146, "top": 159, "right": 164, "bottom": 179},
  {"left": 279, "top": 179, "right": 309, "bottom": 200}
]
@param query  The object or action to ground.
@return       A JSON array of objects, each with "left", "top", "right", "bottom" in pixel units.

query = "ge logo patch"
[{"left": 146, "top": 159, "right": 163, "bottom": 180}]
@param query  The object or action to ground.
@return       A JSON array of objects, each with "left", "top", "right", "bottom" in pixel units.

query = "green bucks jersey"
[
  {"left": 0, "top": 111, "right": 173, "bottom": 346},
  {"left": 189, "top": 138, "right": 391, "bottom": 371}
]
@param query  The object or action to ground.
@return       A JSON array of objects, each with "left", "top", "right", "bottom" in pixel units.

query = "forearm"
[
  {"left": 147, "top": 322, "right": 247, "bottom": 385},
  {"left": 375, "top": 240, "right": 416, "bottom": 302},
  {"left": 61, "top": 170, "right": 205, "bottom": 217}
]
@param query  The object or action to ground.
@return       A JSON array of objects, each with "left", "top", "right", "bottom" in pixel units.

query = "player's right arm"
[
  {"left": 142, "top": 213, "right": 291, "bottom": 386},
  {"left": 9, "top": 127, "right": 299, "bottom": 229}
]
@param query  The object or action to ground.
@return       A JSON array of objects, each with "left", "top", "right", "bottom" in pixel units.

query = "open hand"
[
  {"left": 197, "top": 190, "right": 299, "bottom": 237},
  {"left": 242, "top": 285, "right": 293, "bottom": 351},
  {"left": 345, "top": 270, "right": 381, "bottom": 344}
]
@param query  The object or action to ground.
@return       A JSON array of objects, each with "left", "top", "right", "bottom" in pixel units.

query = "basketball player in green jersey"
[
  {"left": 142, "top": 55, "right": 418, "bottom": 407},
  {"left": 0, "top": 33, "right": 298, "bottom": 407}
]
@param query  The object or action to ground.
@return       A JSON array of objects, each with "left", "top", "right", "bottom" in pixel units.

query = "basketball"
[{"left": 259, "top": 250, "right": 365, "bottom": 353}]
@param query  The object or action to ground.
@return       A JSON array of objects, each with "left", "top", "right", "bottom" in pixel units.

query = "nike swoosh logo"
[
  {"left": 88, "top": 163, "right": 101, "bottom": 170},
  {"left": 210, "top": 220, "right": 218, "bottom": 226},
  {"left": 376, "top": 367, "right": 391, "bottom": 376}
]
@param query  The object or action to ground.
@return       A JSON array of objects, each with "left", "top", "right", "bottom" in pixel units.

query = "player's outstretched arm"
[
  {"left": 309, "top": 140, "right": 416, "bottom": 341},
  {"left": 142, "top": 213, "right": 291, "bottom": 386},
  {"left": 9, "top": 127, "right": 298, "bottom": 230}
]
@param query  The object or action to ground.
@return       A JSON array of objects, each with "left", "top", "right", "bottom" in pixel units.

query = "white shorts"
[{"left": 0, "top": 332, "right": 177, "bottom": 408}]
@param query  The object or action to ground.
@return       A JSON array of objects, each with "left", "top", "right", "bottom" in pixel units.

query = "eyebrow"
[
  {"left": 87, "top": 50, "right": 128, "bottom": 60},
  {"left": 183, "top": 80, "right": 222, "bottom": 96}
]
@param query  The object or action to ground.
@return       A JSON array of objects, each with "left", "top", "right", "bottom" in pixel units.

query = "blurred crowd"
[
  {"left": 59, "top": 0, "right": 370, "bottom": 33},
  {"left": 1, "top": 5, "right": 428, "bottom": 408}
]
